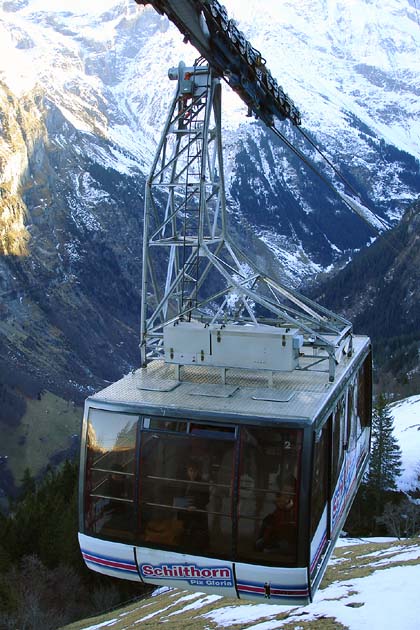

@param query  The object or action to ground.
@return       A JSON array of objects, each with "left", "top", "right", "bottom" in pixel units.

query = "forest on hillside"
[
  {"left": 310, "top": 201, "right": 420, "bottom": 399},
  {"left": 0, "top": 462, "right": 151, "bottom": 630},
  {"left": 0, "top": 397, "right": 419, "bottom": 629}
]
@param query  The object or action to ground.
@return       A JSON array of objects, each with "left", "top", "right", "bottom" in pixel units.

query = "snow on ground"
[
  {"left": 391, "top": 395, "right": 420, "bottom": 494},
  {"left": 74, "top": 538, "right": 420, "bottom": 630},
  {"left": 201, "top": 566, "right": 420, "bottom": 629}
]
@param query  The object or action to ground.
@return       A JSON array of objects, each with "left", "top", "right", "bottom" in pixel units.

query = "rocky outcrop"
[
  {"left": 0, "top": 84, "right": 41, "bottom": 255},
  {"left": 0, "top": 88, "right": 145, "bottom": 401}
]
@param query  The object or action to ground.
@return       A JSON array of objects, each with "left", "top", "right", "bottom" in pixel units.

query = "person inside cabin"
[
  {"left": 255, "top": 482, "right": 297, "bottom": 554},
  {"left": 179, "top": 459, "right": 209, "bottom": 548}
]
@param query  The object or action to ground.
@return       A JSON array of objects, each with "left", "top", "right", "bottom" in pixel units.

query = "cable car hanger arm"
[
  {"left": 136, "top": 0, "right": 391, "bottom": 238},
  {"left": 135, "top": 0, "right": 301, "bottom": 127}
]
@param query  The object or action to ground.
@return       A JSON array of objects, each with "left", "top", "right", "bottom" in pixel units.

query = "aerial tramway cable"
[
  {"left": 270, "top": 123, "right": 390, "bottom": 236},
  {"left": 270, "top": 123, "right": 404, "bottom": 258},
  {"left": 296, "top": 127, "right": 390, "bottom": 229}
]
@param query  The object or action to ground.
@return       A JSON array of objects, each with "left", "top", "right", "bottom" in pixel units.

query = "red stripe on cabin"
[{"left": 83, "top": 552, "right": 137, "bottom": 572}]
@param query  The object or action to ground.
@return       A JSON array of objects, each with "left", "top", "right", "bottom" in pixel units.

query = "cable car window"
[
  {"left": 84, "top": 409, "right": 138, "bottom": 542},
  {"left": 358, "top": 355, "right": 372, "bottom": 428},
  {"left": 144, "top": 417, "right": 188, "bottom": 432},
  {"left": 138, "top": 425, "right": 235, "bottom": 557},
  {"left": 332, "top": 399, "right": 345, "bottom": 487},
  {"left": 310, "top": 425, "right": 328, "bottom": 538},
  {"left": 236, "top": 428, "right": 302, "bottom": 566},
  {"left": 347, "top": 379, "right": 362, "bottom": 447},
  {"left": 190, "top": 424, "right": 236, "bottom": 440}
]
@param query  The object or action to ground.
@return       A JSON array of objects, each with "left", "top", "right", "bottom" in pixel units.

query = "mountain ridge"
[
  {"left": 0, "top": 0, "right": 418, "bottom": 492},
  {"left": 310, "top": 199, "right": 420, "bottom": 396}
]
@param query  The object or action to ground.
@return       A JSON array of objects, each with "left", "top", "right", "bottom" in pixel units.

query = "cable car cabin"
[{"left": 78, "top": 330, "right": 372, "bottom": 605}]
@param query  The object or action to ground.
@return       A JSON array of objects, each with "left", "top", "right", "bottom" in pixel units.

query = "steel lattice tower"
[{"left": 140, "top": 62, "right": 352, "bottom": 380}]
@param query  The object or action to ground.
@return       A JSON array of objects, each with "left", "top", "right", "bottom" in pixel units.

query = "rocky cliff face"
[
  {"left": 0, "top": 78, "right": 145, "bottom": 496},
  {"left": 0, "top": 84, "right": 37, "bottom": 256},
  {"left": 0, "top": 90, "right": 144, "bottom": 401}
]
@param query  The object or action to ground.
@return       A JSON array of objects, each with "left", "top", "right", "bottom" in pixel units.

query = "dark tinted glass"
[
  {"left": 236, "top": 428, "right": 302, "bottom": 566},
  {"left": 145, "top": 417, "right": 188, "bottom": 432},
  {"left": 332, "top": 399, "right": 345, "bottom": 486},
  {"left": 358, "top": 354, "right": 372, "bottom": 428},
  {"left": 84, "top": 410, "right": 306, "bottom": 566},
  {"left": 138, "top": 429, "right": 235, "bottom": 557},
  {"left": 310, "top": 425, "right": 328, "bottom": 538},
  {"left": 84, "top": 409, "right": 138, "bottom": 542}
]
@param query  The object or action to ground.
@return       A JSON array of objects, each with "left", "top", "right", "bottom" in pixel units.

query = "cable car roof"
[{"left": 88, "top": 335, "right": 370, "bottom": 425}]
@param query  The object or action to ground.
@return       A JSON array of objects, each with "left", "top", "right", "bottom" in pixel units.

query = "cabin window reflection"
[
  {"left": 332, "top": 400, "right": 345, "bottom": 487},
  {"left": 347, "top": 378, "right": 363, "bottom": 447},
  {"left": 138, "top": 426, "right": 235, "bottom": 557},
  {"left": 145, "top": 417, "right": 188, "bottom": 432},
  {"left": 358, "top": 355, "right": 372, "bottom": 428},
  {"left": 236, "top": 428, "right": 302, "bottom": 566},
  {"left": 310, "top": 425, "right": 328, "bottom": 538},
  {"left": 84, "top": 409, "right": 138, "bottom": 542}
]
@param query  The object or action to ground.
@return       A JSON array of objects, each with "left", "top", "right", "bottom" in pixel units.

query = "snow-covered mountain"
[
  {"left": 1, "top": 0, "right": 419, "bottom": 270},
  {"left": 0, "top": 0, "right": 419, "bottom": 491}
]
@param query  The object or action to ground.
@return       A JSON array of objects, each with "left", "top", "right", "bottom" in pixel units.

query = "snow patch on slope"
[{"left": 392, "top": 395, "right": 420, "bottom": 494}]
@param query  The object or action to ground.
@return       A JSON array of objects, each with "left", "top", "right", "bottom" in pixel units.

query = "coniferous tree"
[
  {"left": 0, "top": 460, "right": 147, "bottom": 627},
  {"left": 20, "top": 468, "right": 36, "bottom": 499},
  {"left": 366, "top": 394, "right": 402, "bottom": 516}
]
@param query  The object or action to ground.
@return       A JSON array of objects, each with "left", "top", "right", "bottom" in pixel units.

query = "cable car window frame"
[
  {"left": 137, "top": 417, "right": 237, "bottom": 557},
  {"left": 83, "top": 408, "right": 139, "bottom": 542},
  {"left": 236, "top": 426, "right": 303, "bottom": 566},
  {"left": 82, "top": 408, "right": 307, "bottom": 567},
  {"left": 310, "top": 422, "right": 329, "bottom": 540}
]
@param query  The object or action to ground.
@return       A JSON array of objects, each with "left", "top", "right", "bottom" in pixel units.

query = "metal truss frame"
[{"left": 140, "top": 62, "right": 352, "bottom": 380}]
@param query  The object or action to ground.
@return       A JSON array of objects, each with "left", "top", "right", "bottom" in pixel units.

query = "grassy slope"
[
  {"left": 1, "top": 391, "right": 81, "bottom": 484},
  {"left": 61, "top": 537, "right": 420, "bottom": 630}
]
